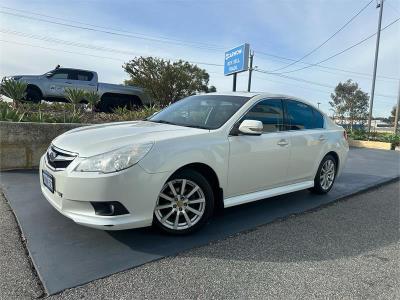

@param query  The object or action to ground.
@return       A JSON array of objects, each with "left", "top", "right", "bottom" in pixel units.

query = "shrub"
[
  {"left": 348, "top": 129, "right": 399, "bottom": 149},
  {"left": 64, "top": 88, "right": 85, "bottom": 113},
  {"left": 1, "top": 79, "right": 27, "bottom": 108},
  {"left": 85, "top": 91, "right": 100, "bottom": 112},
  {"left": 0, "top": 101, "right": 25, "bottom": 121}
]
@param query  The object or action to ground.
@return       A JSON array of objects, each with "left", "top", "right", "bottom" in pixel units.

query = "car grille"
[{"left": 46, "top": 146, "right": 77, "bottom": 170}]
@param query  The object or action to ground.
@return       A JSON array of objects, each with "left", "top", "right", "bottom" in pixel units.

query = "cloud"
[{"left": 0, "top": 0, "right": 398, "bottom": 117}]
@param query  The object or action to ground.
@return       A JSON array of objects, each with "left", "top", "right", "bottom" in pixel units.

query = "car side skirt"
[{"left": 224, "top": 181, "right": 314, "bottom": 208}]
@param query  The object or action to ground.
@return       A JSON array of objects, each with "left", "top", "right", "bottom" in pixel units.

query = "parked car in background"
[
  {"left": 2, "top": 66, "right": 149, "bottom": 111},
  {"left": 39, "top": 92, "right": 349, "bottom": 235}
]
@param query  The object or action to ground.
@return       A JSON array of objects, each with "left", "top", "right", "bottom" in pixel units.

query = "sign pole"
[
  {"left": 247, "top": 51, "right": 254, "bottom": 92},
  {"left": 232, "top": 73, "right": 237, "bottom": 92},
  {"left": 394, "top": 79, "right": 400, "bottom": 134}
]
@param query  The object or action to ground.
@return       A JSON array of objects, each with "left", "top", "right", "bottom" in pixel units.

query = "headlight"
[
  {"left": 12, "top": 76, "right": 22, "bottom": 81},
  {"left": 74, "top": 143, "right": 153, "bottom": 173}
]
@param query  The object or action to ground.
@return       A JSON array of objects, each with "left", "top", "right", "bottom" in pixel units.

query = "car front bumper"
[{"left": 39, "top": 155, "right": 170, "bottom": 230}]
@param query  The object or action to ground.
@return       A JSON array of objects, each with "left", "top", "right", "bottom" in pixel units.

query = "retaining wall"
[{"left": 0, "top": 122, "right": 86, "bottom": 170}]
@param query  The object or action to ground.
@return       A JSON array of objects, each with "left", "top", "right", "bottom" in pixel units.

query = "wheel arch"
[
  {"left": 325, "top": 151, "right": 339, "bottom": 171},
  {"left": 26, "top": 84, "right": 43, "bottom": 97},
  {"left": 98, "top": 92, "right": 143, "bottom": 112},
  {"left": 168, "top": 162, "right": 224, "bottom": 213},
  {"left": 100, "top": 92, "right": 143, "bottom": 104}
]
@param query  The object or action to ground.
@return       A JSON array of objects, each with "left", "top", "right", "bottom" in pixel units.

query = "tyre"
[
  {"left": 97, "top": 94, "right": 142, "bottom": 112},
  {"left": 310, "top": 154, "right": 337, "bottom": 194},
  {"left": 153, "top": 169, "right": 214, "bottom": 235},
  {"left": 26, "top": 87, "right": 42, "bottom": 103}
]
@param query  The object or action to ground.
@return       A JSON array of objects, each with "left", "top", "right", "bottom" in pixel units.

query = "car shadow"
[{"left": 108, "top": 174, "right": 399, "bottom": 263}]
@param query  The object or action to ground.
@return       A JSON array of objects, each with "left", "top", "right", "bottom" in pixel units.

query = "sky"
[{"left": 0, "top": 0, "right": 399, "bottom": 117}]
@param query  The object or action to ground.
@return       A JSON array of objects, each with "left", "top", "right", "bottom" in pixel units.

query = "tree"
[
  {"left": 329, "top": 79, "right": 369, "bottom": 131},
  {"left": 389, "top": 106, "right": 396, "bottom": 124},
  {"left": 65, "top": 88, "right": 85, "bottom": 113},
  {"left": 123, "top": 56, "right": 216, "bottom": 105},
  {"left": 0, "top": 79, "right": 27, "bottom": 108},
  {"left": 85, "top": 91, "right": 100, "bottom": 112}
]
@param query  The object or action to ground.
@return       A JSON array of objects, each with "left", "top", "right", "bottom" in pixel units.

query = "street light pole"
[
  {"left": 317, "top": 102, "right": 321, "bottom": 109},
  {"left": 247, "top": 51, "right": 254, "bottom": 92},
  {"left": 367, "top": 0, "right": 384, "bottom": 133},
  {"left": 394, "top": 80, "right": 400, "bottom": 134}
]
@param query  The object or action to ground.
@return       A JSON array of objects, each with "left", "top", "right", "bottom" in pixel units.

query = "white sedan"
[{"left": 40, "top": 92, "right": 348, "bottom": 235}]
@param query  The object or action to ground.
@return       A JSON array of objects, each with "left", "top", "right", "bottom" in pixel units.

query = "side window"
[
  {"left": 76, "top": 71, "right": 93, "bottom": 81},
  {"left": 242, "top": 99, "right": 284, "bottom": 133},
  {"left": 312, "top": 108, "right": 324, "bottom": 128},
  {"left": 285, "top": 100, "right": 314, "bottom": 130},
  {"left": 50, "top": 69, "right": 69, "bottom": 80}
]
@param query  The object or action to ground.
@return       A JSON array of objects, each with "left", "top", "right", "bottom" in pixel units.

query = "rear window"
[{"left": 76, "top": 71, "right": 93, "bottom": 81}]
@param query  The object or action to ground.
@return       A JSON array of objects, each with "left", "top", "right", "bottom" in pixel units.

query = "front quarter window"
[{"left": 149, "top": 95, "right": 250, "bottom": 129}]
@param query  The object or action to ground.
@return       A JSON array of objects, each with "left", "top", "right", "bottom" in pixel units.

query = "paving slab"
[{"left": 0, "top": 148, "right": 399, "bottom": 295}]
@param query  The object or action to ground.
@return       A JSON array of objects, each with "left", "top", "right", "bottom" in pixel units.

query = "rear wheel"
[
  {"left": 153, "top": 169, "right": 214, "bottom": 235},
  {"left": 310, "top": 154, "right": 337, "bottom": 194},
  {"left": 97, "top": 94, "right": 142, "bottom": 112}
]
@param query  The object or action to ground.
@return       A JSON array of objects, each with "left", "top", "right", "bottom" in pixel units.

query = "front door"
[
  {"left": 227, "top": 99, "right": 290, "bottom": 197},
  {"left": 45, "top": 68, "right": 75, "bottom": 97}
]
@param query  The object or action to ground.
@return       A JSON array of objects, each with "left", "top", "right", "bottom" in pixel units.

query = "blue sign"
[{"left": 224, "top": 43, "right": 250, "bottom": 76}]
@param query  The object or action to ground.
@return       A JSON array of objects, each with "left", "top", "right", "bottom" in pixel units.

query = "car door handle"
[
  {"left": 319, "top": 135, "right": 327, "bottom": 141},
  {"left": 277, "top": 139, "right": 289, "bottom": 146},
  {"left": 65, "top": 81, "right": 72, "bottom": 84}
]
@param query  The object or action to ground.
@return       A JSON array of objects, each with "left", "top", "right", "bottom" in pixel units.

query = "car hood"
[
  {"left": 52, "top": 121, "right": 207, "bottom": 157},
  {"left": 15, "top": 75, "right": 43, "bottom": 80}
]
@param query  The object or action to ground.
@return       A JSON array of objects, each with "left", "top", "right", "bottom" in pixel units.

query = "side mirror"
[
  {"left": 45, "top": 73, "right": 53, "bottom": 78},
  {"left": 238, "top": 119, "right": 263, "bottom": 135}
]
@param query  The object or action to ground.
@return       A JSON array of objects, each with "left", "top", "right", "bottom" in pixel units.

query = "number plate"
[{"left": 42, "top": 170, "right": 55, "bottom": 193}]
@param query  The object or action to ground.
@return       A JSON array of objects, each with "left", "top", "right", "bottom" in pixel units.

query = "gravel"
[{"left": 0, "top": 191, "right": 43, "bottom": 299}]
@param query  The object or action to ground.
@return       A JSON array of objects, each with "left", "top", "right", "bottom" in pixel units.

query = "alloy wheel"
[
  {"left": 155, "top": 179, "right": 206, "bottom": 231},
  {"left": 319, "top": 159, "right": 335, "bottom": 190}
]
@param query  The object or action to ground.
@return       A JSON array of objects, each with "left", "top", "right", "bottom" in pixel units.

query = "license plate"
[{"left": 42, "top": 170, "right": 55, "bottom": 193}]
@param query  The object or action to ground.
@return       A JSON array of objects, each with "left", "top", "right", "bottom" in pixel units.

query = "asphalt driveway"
[
  {"left": 1, "top": 180, "right": 399, "bottom": 299},
  {"left": 1, "top": 148, "right": 399, "bottom": 294},
  {"left": 51, "top": 180, "right": 400, "bottom": 299}
]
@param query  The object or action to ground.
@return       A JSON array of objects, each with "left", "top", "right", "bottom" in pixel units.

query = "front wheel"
[
  {"left": 153, "top": 170, "right": 214, "bottom": 235},
  {"left": 26, "top": 87, "right": 42, "bottom": 103},
  {"left": 310, "top": 155, "right": 337, "bottom": 194}
]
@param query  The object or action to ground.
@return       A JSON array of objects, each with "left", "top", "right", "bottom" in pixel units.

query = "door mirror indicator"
[{"left": 238, "top": 120, "right": 263, "bottom": 135}]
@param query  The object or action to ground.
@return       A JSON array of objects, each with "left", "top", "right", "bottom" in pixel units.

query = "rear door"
[
  {"left": 70, "top": 70, "right": 97, "bottom": 93},
  {"left": 227, "top": 99, "right": 291, "bottom": 197},
  {"left": 284, "top": 99, "right": 326, "bottom": 182}
]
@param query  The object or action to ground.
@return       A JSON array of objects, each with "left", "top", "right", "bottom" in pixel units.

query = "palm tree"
[
  {"left": 85, "top": 91, "right": 100, "bottom": 112},
  {"left": 64, "top": 88, "right": 85, "bottom": 113},
  {"left": 1, "top": 79, "right": 28, "bottom": 108}
]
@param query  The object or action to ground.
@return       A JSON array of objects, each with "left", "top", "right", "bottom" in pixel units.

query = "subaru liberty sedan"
[{"left": 40, "top": 92, "right": 348, "bottom": 234}]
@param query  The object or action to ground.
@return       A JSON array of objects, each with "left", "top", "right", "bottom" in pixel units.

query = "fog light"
[{"left": 90, "top": 201, "right": 129, "bottom": 216}]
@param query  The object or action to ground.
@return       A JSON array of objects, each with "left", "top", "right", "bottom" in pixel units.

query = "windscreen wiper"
[{"left": 148, "top": 120, "right": 177, "bottom": 126}]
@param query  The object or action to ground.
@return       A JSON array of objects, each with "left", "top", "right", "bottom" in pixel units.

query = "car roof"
[
  {"left": 56, "top": 68, "right": 93, "bottom": 73},
  {"left": 205, "top": 91, "right": 323, "bottom": 112}
]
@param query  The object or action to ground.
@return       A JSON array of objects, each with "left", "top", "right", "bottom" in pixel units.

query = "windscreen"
[{"left": 149, "top": 95, "right": 251, "bottom": 129}]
